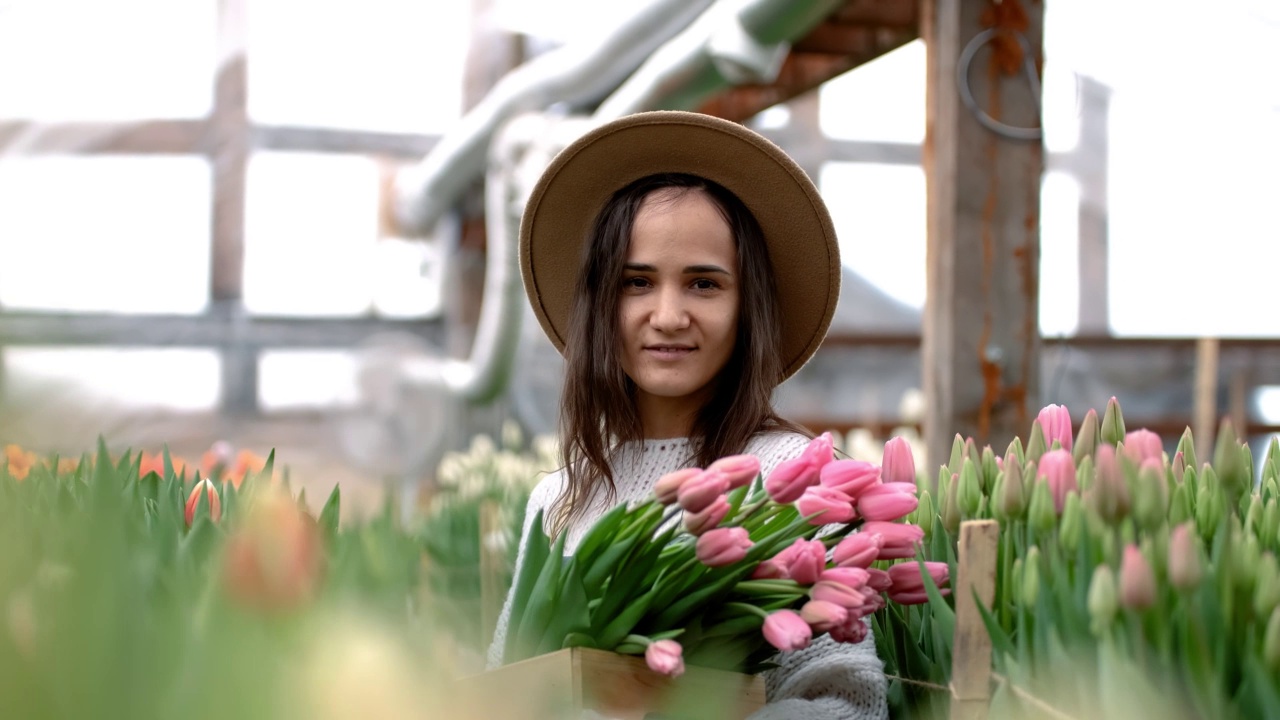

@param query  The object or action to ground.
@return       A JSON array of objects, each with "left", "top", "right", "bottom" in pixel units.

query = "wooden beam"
[
  {"left": 922, "top": 0, "right": 1045, "bottom": 468},
  {"left": 0, "top": 310, "right": 443, "bottom": 348},
  {"left": 0, "top": 120, "right": 204, "bottom": 155},
  {"left": 698, "top": 28, "right": 915, "bottom": 122},
  {"left": 830, "top": 0, "right": 919, "bottom": 28},
  {"left": 210, "top": 0, "right": 249, "bottom": 306}
]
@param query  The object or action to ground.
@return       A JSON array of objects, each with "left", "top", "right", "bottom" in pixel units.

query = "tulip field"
[{"left": 2, "top": 398, "right": 1279, "bottom": 719}]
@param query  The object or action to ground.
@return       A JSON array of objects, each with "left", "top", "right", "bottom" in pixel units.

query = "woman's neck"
[{"left": 635, "top": 395, "right": 702, "bottom": 440}]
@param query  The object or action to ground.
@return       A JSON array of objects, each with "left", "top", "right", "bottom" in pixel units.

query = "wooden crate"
[{"left": 458, "top": 647, "right": 766, "bottom": 720}]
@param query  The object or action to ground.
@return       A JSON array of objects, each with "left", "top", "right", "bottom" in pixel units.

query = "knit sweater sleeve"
[{"left": 485, "top": 471, "right": 561, "bottom": 670}]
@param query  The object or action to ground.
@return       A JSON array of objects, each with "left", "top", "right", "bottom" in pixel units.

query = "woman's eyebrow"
[{"left": 683, "top": 264, "right": 731, "bottom": 275}]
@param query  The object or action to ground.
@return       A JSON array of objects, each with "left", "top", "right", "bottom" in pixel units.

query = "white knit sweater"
[{"left": 487, "top": 432, "right": 889, "bottom": 720}]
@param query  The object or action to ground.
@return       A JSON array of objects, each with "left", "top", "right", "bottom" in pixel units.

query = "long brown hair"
[{"left": 551, "top": 173, "right": 809, "bottom": 535}]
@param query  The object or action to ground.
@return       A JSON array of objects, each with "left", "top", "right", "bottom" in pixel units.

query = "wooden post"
[
  {"left": 479, "top": 499, "right": 504, "bottom": 640},
  {"left": 1193, "top": 337, "right": 1219, "bottom": 462},
  {"left": 922, "top": 0, "right": 1044, "bottom": 469},
  {"left": 950, "top": 519, "right": 999, "bottom": 720}
]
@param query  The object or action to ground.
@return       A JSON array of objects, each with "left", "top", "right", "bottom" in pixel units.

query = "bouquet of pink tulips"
[{"left": 502, "top": 433, "right": 949, "bottom": 677}]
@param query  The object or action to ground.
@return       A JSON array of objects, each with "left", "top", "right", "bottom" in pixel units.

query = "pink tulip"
[
  {"left": 832, "top": 532, "right": 883, "bottom": 569},
  {"left": 860, "top": 521, "right": 924, "bottom": 560},
  {"left": 751, "top": 560, "right": 787, "bottom": 580},
  {"left": 1036, "top": 449, "right": 1078, "bottom": 514},
  {"left": 1036, "top": 404, "right": 1073, "bottom": 452},
  {"left": 1168, "top": 522, "right": 1203, "bottom": 591},
  {"left": 654, "top": 467, "right": 702, "bottom": 505},
  {"left": 695, "top": 528, "right": 752, "bottom": 567},
  {"left": 645, "top": 639, "right": 685, "bottom": 677},
  {"left": 854, "top": 588, "right": 886, "bottom": 615},
  {"left": 886, "top": 561, "right": 950, "bottom": 605},
  {"left": 765, "top": 456, "right": 820, "bottom": 503},
  {"left": 881, "top": 436, "right": 917, "bottom": 486},
  {"left": 856, "top": 485, "right": 919, "bottom": 522},
  {"left": 796, "top": 486, "right": 856, "bottom": 525},
  {"left": 1119, "top": 544, "right": 1156, "bottom": 610},
  {"left": 828, "top": 617, "right": 868, "bottom": 644},
  {"left": 865, "top": 568, "right": 892, "bottom": 592},
  {"left": 800, "top": 600, "right": 848, "bottom": 633},
  {"left": 820, "top": 566, "right": 870, "bottom": 590},
  {"left": 683, "top": 495, "right": 730, "bottom": 535},
  {"left": 1123, "top": 429, "right": 1164, "bottom": 465},
  {"left": 706, "top": 454, "right": 761, "bottom": 490},
  {"left": 677, "top": 470, "right": 730, "bottom": 513},
  {"left": 772, "top": 538, "right": 827, "bottom": 585},
  {"left": 801, "top": 432, "right": 836, "bottom": 471},
  {"left": 810, "top": 580, "right": 865, "bottom": 609},
  {"left": 762, "top": 609, "right": 812, "bottom": 652},
  {"left": 819, "top": 460, "right": 880, "bottom": 499}
]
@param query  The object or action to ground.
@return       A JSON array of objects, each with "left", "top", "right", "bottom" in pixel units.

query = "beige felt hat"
[{"left": 519, "top": 110, "right": 840, "bottom": 381}]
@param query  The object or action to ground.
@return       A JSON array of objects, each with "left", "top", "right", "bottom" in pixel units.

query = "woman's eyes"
[{"left": 622, "top": 276, "right": 721, "bottom": 291}]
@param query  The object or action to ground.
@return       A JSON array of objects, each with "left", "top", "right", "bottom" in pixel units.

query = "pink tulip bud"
[
  {"left": 654, "top": 468, "right": 702, "bottom": 505},
  {"left": 185, "top": 478, "right": 222, "bottom": 527},
  {"left": 1119, "top": 544, "right": 1156, "bottom": 610},
  {"left": 886, "top": 561, "right": 950, "bottom": 605},
  {"left": 683, "top": 494, "right": 730, "bottom": 535},
  {"left": 818, "top": 459, "right": 881, "bottom": 499},
  {"left": 751, "top": 560, "right": 787, "bottom": 579},
  {"left": 1090, "top": 444, "right": 1130, "bottom": 523},
  {"left": 706, "top": 454, "right": 761, "bottom": 491},
  {"left": 644, "top": 639, "right": 685, "bottom": 677},
  {"left": 1168, "top": 523, "right": 1203, "bottom": 591},
  {"left": 762, "top": 609, "right": 812, "bottom": 652},
  {"left": 677, "top": 470, "right": 730, "bottom": 513},
  {"left": 833, "top": 532, "right": 884, "bottom": 568},
  {"left": 1036, "top": 404, "right": 1073, "bottom": 452},
  {"left": 801, "top": 432, "right": 835, "bottom": 471},
  {"left": 881, "top": 436, "right": 916, "bottom": 486},
  {"left": 695, "top": 528, "right": 752, "bottom": 567},
  {"left": 800, "top": 600, "right": 849, "bottom": 633},
  {"left": 861, "top": 521, "right": 925, "bottom": 560},
  {"left": 765, "top": 456, "right": 820, "bottom": 503},
  {"left": 855, "top": 588, "right": 886, "bottom": 615},
  {"left": 820, "top": 566, "right": 870, "bottom": 590},
  {"left": 856, "top": 485, "right": 919, "bottom": 522},
  {"left": 1036, "top": 449, "right": 1078, "bottom": 514},
  {"left": 865, "top": 568, "right": 892, "bottom": 592},
  {"left": 810, "top": 580, "right": 865, "bottom": 609},
  {"left": 772, "top": 538, "right": 827, "bottom": 585},
  {"left": 828, "top": 617, "right": 868, "bottom": 644},
  {"left": 796, "top": 486, "right": 856, "bottom": 525},
  {"left": 1122, "top": 429, "right": 1164, "bottom": 465}
]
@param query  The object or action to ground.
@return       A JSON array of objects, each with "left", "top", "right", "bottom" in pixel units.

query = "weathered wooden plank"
[
  {"left": 209, "top": 0, "right": 249, "bottom": 307},
  {"left": 922, "top": 0, "right": 1045, "bottom": 468},
  {"left": 950, "top": 519, "right": 999, "bottom": 720}
]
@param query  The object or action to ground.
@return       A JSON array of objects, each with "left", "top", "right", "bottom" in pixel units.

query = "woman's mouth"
[{"left": 644, "top": 345, "right": 695, "bottom": 361}]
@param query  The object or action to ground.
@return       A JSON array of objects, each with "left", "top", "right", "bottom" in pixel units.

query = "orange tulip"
[
  {"left": 4, "top": 445, "right": 36, "bottom": 482},
  {"left": 222, "top": 490, "right": 324, "bottom": 612},
  {"left": 184, "top": 478, "right": 223, "bottom": 526}
]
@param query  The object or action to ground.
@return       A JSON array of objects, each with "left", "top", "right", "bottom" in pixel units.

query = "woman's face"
[{"left": 617, "top": 188, "right": 740, "bottom": 433}]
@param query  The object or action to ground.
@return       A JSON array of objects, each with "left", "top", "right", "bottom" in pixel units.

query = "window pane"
[
  {"left": 1039, "top": 172, "right": 1080, "bottom": 336},
  {"left": 0, "top": 0, "right": 215, "bottom": 120},
  {"left": 820, "top": 162, "right": 926, "bottom": 309},
  {"left": 247, "top": 0, "right": 468, "bottom": 133},
  {"left": 243, "top": 152, "right": 379, "bottom": 316},
  {"left": 819, "top": 40, "right": 924, "bottom": 143},
  {"left": 0, "top": 156, "right": 212, "bottom": 314},
  {"left": 4, "top": 347, "right": 220, "bottom": 412},
  {"left": 258, "top": 350, "right": 358, "bottom": 411}
]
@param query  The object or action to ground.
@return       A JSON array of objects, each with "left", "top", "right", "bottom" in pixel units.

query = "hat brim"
[{"left": 519, "top": 110, "right": 840, "bottom": 382}]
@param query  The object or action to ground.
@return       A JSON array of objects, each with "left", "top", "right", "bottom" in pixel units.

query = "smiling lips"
[{"left": 644, "top": 345, "right": 696, "bottom": 361}]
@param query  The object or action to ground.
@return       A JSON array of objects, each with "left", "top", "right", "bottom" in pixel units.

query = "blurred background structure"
[{"left": 1, "top": 0, "right": 1278, "bottom": 517}]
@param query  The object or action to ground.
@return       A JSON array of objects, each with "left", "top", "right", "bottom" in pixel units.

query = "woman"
[{"left": 490, "top": 111, "right": 887, "bottom": 720}]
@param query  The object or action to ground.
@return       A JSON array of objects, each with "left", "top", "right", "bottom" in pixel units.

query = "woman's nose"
[{"left": 649, "top": 288, "right": 690, "bottom": 331}]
